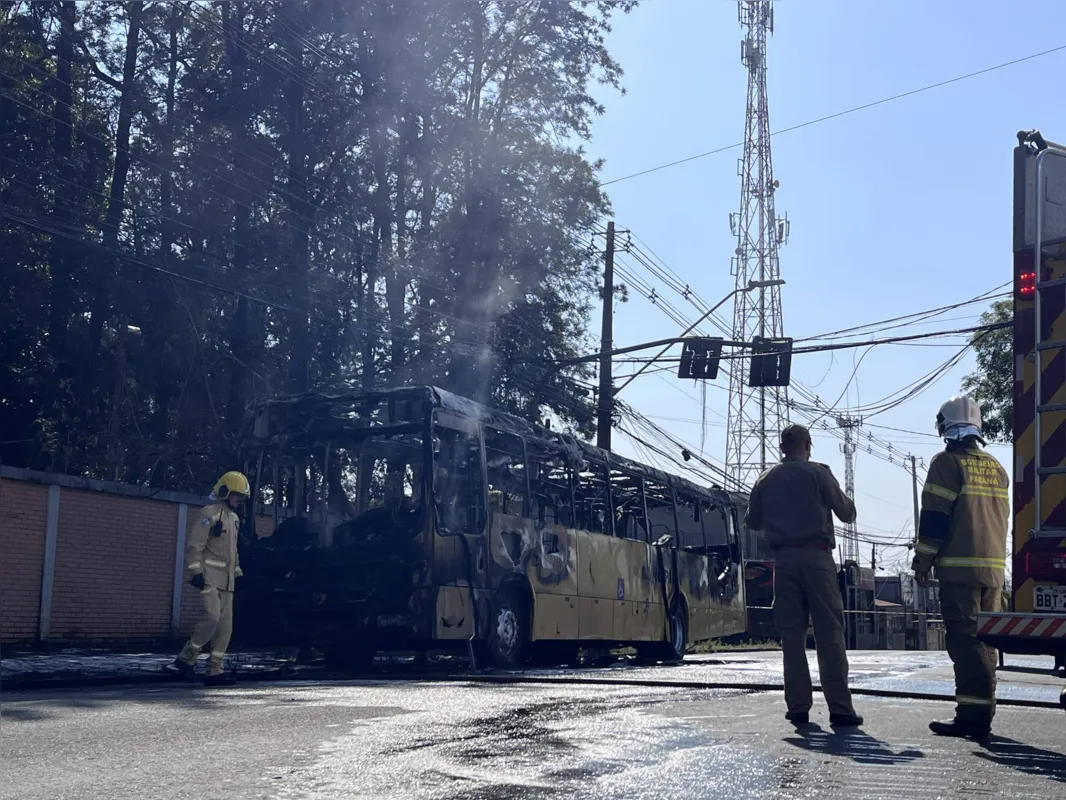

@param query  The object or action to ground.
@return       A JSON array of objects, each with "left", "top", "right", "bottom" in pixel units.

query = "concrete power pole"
[
  {"left": 910, "top": 454, "right": 921, "bottom": 540},
  {"left": 837, "top": 415, "right": 861, "bottom": 564},
  {"left": 597, "top": 221, "right": 616, "bottom": 451},
  {"left": 726, "top": 0, "right": 790, "bottom": 489}
]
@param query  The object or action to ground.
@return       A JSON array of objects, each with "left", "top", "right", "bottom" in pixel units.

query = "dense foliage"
[
  {"left": 0, "top": 0, "right": 635, "bottom": 489},
  {"left": 961, "top": 298, "right": 1012, "bottom": 443}
]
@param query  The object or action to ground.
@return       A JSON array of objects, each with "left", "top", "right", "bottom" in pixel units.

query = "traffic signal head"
[
  {"left": 748, "top": 336, "right": 793, "bottom": 388},
  {"left": 678, "top": 337, "right": 724, "bottom": 380}
]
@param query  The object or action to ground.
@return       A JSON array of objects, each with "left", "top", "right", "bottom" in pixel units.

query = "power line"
[
  {"left": 616, "top": 402, "right": 740, "bottom": 489},
  {"left": 796, "top": 285, "right": 1011, "bottom": 343},
  {"left": 600, "top": 44, "right": 1066, "bottom": 187},
  {"left": 600, "top": 225, "right": 991, "bottom": 483},
  {"left": 615, "top": 233, "right": 996, "bottom": 435},
  {"left": 610, "top": 228, "right": 929, "bottom": 472},
  {"left": 595, "top": 320, "right": 1005, "bottom": 364}
]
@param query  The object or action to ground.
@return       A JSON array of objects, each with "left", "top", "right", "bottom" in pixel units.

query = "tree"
[
  {"left": 961, "top": 298, "right": 1012, "bottom": 443},
  {"left": 0, "top": 0, "right": 637, "bottom": 490}
]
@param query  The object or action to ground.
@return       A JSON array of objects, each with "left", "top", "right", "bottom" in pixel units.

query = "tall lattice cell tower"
[
  {"left": 836, "top": 415, "right": 862, "bottom": 564},
  {"left": 726, "top": 0, "right": 790, "bottom": 490}
]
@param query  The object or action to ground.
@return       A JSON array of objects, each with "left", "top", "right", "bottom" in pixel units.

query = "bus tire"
[
  {"left": 634, "top": 607, "right": 688, "bottom": 665},
  {"left": 661, "top": 606, "right": 688, "bottom": 664},
  {"left": 488, "top": 586, "right": 528, "bottom": 669}
]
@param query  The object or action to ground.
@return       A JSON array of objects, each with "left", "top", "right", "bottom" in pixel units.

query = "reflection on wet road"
[
  {"left": 517, "top": 650, "right": 1066, "bottom": 704},
  {"left": 3, "top": 651, "right": 1065, "bottom": 799}
]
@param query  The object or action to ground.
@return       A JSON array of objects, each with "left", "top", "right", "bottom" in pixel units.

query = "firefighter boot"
[
  {"left": 929, "top": 718, "right": 991, "bottom": 740},
  {"left": 203, "top": 656, "right": 237, "bottom": 687},
  {"left": 168, "top": 658, "right": 197, "bottom": 680},
  {"left": 829, "top": 713, "right": 864, "bottom": 727},
  {"left": 168, "top": 641, "right": 202, "bottom": 680}
]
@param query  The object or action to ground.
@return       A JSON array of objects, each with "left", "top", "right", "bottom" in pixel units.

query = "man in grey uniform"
[{"left": 745, "top": 424, "right": 863, "bottom": 727}]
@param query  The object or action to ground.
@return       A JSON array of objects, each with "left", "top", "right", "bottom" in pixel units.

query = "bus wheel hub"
[{"left": 497, "top": 609, "right": 518, "bottom": 652}]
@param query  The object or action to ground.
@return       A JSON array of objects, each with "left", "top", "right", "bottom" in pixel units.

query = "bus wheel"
[
  {"left": 662, "top": 610, "right": 688, "bottom": 664},
  {"left": 488, "top": 587, "right": 528, "bottom": 669},
  {"left": 634, "top": 610, "right": 687, "bottom": 665}
]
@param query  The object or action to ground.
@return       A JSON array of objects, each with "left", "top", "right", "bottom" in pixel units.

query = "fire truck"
[{"left": 977, "top": 130, "right": 1066, "bottom": 671}]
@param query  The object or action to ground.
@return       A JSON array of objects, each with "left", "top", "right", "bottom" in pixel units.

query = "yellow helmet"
[{"left": 214, "top": 471, "right": 250, "bottom": 499}]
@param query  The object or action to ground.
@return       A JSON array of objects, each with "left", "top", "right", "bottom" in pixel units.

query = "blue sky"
[{"left": 587, "top": 0, "right": 1066, "bottom": 574}]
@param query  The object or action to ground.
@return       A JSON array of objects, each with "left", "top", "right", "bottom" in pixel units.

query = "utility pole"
[
  {"left": 872, "top": 543, "right": 877, "bottom": 571},
  {"left": 597, "top": 221, "right": 616, "bottom": 451},
  {"left": 837, "top": 415, "right": 861, "bottom": 564},
  {"left": 726, "top": 0, "right": 790, "bottom": 489},
  {"left": 910, "top": 454, "right": 921, "bottom": 541}
]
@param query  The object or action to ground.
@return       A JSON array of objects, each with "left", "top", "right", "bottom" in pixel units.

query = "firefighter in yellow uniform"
[
  {"left": 912, "top": 396, "right": 1008, "bottom": 740},
  {"left": 171, "top": 471, "right": 250, "bottom": 686}
]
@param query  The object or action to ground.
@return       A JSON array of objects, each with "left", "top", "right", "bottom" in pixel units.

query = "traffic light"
[
  {"left": 748, "top": 336, "right": 792, "bottom": 388},
  {"left": 677, "top": 337, "right": 723, "bottom": 380}
]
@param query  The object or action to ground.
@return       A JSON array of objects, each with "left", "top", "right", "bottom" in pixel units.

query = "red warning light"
[{"left": 1019, "top": 270, "right": 1037, "bottom": 300}]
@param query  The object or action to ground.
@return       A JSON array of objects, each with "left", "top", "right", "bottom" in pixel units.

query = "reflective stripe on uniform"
[
  {"left": 914, "top": 541, "right": 940, "bottom": 555},
  {"left": 200, "top": 587, "right": 212, "bottom": 595},
  {"left": 187, "top": 562, "right": 201, "bottom": 570},
  {"left": 956, "top": 694, "right": 993, "bottom": 706},
  {"left": 960, "top": 486, "right": 1010, "bottom": 500},
  {"left": 210, "top": 651, "right": 226, "bottom": 660},
  {"left": 936, "top": 556, "right": 1006, "bottom": 569},
  {"left": 204, "top": 558, "right": 228, "bottom": 568},
  {"left": 923, "top": 483, "right": 959, "bottom": 502}
]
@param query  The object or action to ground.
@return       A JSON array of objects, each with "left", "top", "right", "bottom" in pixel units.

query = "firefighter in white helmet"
[
  {"left": 912, "top": 396, "right": 1009, "bottom": 739},
  {"left": 171, "top": 471, "right": 250, "bottom": 686}
]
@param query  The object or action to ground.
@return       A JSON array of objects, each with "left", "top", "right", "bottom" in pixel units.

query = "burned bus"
[{"left": 240, "top": 385, "right": 747, "bottom": 669}]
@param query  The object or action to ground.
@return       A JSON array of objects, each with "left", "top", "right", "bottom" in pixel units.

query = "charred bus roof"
[{"left": 250, "top": 384, "right": 737, "bottom": 509}]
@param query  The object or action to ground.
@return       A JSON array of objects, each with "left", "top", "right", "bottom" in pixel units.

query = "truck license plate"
[{"left": 1033, "top": 585, "right": 1066, "bottom": 612}]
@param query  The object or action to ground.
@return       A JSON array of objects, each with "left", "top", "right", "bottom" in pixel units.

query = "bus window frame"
[
  {"left": 431, "top": 410, "right": 487, "bottom": 538},
  {"left": 485, "top": 426, "right": 531, "bottom": 519},
  {"left": 529, "top": 453, "right": 576, "bottom": 528},
  {"left": 673, "top": 486, "right": 708, "bottom": 552},
  {"left": 576, "top": 461, "right": 615, "bottom": 537},
  {"left": 640, "top": 475, "right": 676, "bottom": 546},
  {"left": 666, "top": 482, "right": 682, "bottom": 548},
  {"left": 726, "top": 506, "right": 743, "bottom": 564},
  {"left": 634, "top": 474, "right": 651, "bottom": 542},
  {"left": 609, "top": 467, "right": 648, "bottom": 541}
]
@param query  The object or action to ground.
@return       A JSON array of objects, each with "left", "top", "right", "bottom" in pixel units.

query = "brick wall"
[
  {"left": 50, "top": 493, "right": 178, "bottom": 643},
  {"left": 0, "top": 468, "right": 283, "bottom": 648},
  {"left": 0, "top": 481, "right": 48, "bottom": 642}
]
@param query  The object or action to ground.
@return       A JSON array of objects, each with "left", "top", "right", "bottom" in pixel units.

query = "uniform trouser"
[
  {"left": 939, "top": 581, "right": 1000, "bottom": 725},
  {"left": 178, "top": 587, "right": 234, "bottom": 675},
  {"left": 773, "top": 547, "right": 857, "bottom": 717}
]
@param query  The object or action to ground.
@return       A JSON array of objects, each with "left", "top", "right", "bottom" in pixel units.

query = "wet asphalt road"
[{"left": 3, "top": 652, "right": 1066, "bottom": 799}]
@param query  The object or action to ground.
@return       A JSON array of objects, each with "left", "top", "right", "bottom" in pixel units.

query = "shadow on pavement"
[
  {"left": 784, "top": 724, "right": 925, "bottom": 765},
  {"left": 974, "top": 736, "right": 1066, "bottom": 783},
  {"left": 0, "top": 685, "right": 322, "bottom": 724}
]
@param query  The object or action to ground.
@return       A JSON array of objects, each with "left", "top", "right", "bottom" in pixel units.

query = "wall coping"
[{"left": 0, "top": 466, "right": 287, "bottom": 516}]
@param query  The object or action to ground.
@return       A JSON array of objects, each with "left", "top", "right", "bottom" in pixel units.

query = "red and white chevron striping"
[{"left": 978, "top": 613, "right": 1066, "bottom": 637}]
